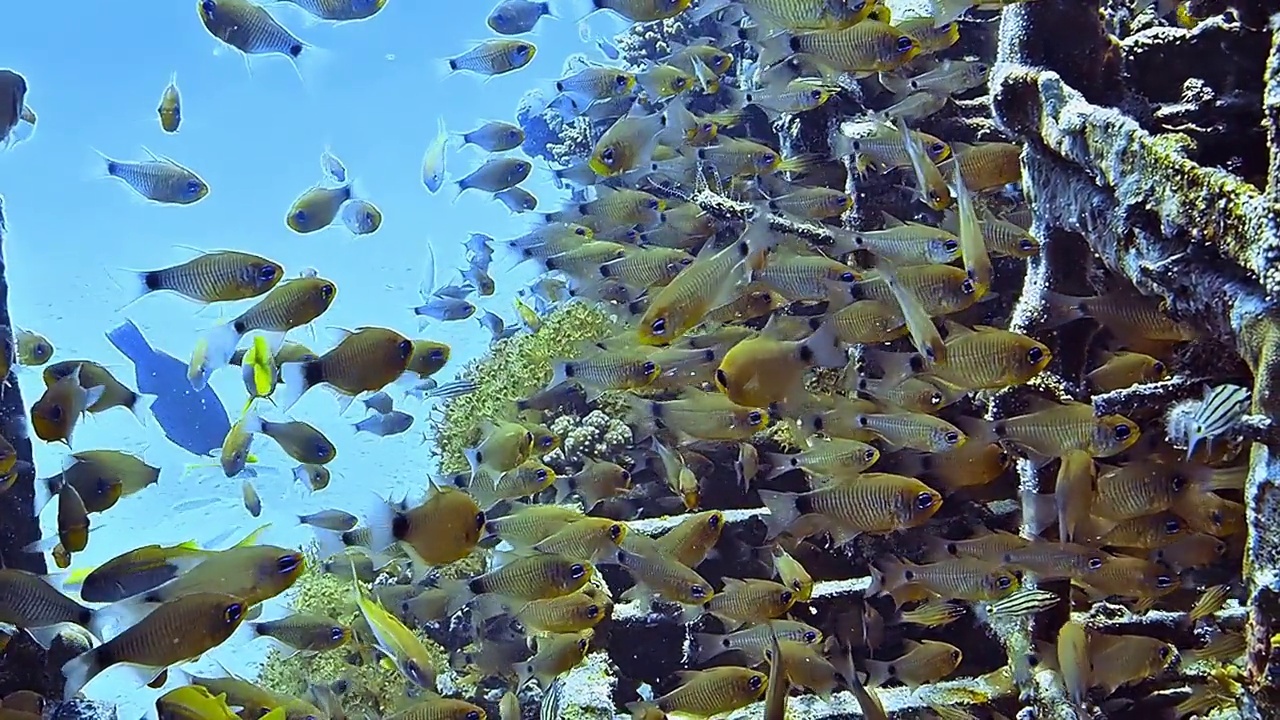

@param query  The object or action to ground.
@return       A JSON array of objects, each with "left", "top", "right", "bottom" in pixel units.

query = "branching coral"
[{"left": 542, "top": 410, "right": 633, "bottom": 472}]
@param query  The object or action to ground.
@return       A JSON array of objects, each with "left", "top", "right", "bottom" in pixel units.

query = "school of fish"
[{"left": 0, "top": 1, "right": 1251, "bottom": 720}]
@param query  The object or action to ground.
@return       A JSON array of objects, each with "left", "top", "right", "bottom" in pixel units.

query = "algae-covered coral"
[{"left": 432, "top": 301, "right": 618, "bottom": 475}]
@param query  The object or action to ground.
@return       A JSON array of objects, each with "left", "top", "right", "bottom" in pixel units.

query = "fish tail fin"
[
  {"left": 757, "top": 488, "right": 800, "bottom": 538},
  {"left": 351, "top": 490, "right": 403, "bottom": 555},
  {"left": 32, "top": 474, "right": 57, "bottom": 516},
  {"left": 1023, "top": 491, "right": 1058, "bottom": 537},
  {"left": 86, "top": 147, "right": 117, "bottom": 182},
  {"left": 291, "top": 41, "right": 331, "bottom": 90},
  {"left": 61, "top": 647, "right": 105, "bottom": 698},
  {"left": 1041, "top": 290, "right": 1090, "bottom": 329},
  {"left": 692, "top": 632, "right": 732, "bottom": 663},
  {"left": 761, "top": 452, "right": 797, "bottom": 481},
  {"left": 801, "top": 316, "right": 848, "bottom": 369},
  {"left": 276, "top": 359, "right": 320, "bottom": 412},
  {"left": 857, "top": 347, "right": 921, "bottom": 386},
  {"left": 128, "top": 392, "right": 156, "bottom": 426},
  {"left": 191, "top": 322, "right": 241, "bottom": 390},
  {"left": 105, "top": 267, "right": 153, "bottom": 306},
  {"left": 862, "top": 658, "right": 891, "bottom": 688}
]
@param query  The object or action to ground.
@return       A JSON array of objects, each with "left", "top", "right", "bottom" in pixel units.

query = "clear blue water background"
[{"left": 0, "top": 1, "right": 620, "bottom": 712}]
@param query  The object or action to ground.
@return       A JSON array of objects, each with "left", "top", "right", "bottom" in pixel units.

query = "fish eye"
[
  {"left": 690, "top": 584, "right": 708, "bottom": 599},
  {"left": 707, "top": 513, "right": 721, "bottom": 529},
  {"left": 577, "top": 638, "right": 589, "bottom": 651},
  {"left": 615, "top": 74, "right": 629, "bottom": 87},
  {"left": 569, "top": 563, "right": 586, "bottom": 579},
  {"left": 996, "top": 575, "right": 1013, "bottom": 590},
  {"left": 1087, "top": 556, "right": 1104, "bottom": 570},
  {"left": 1113, "top": 424, "right": 1133, "bottom": 441},
  {"left": 673, "top": 77, "right": 689, "bottom": 91},
  {"left": 315, "top": 440, "right": 333, "bottom": 458},
  {"left": 585, "top": 603, "right": 601, "bottom": 619},
  {"left": 864, "top": 449, "right": 878, "bottom": 461},
  {"left": 428, "top": 348, "right": 446, "bottom": 362},
  {"left": 201, "top": 0, "right": 216, "bottom": 17},
  {"left": 943, "top": 239, "right": 959, "bottom": 253},
  {"left": 329, "top": 626, "right": 346, "bottom": 642},
  {"left": 515, "top": 44, "right": 531, "bottom": 58},
  {"left": 1214, "top": 540, "right": 1227, "bottom": 555},
  {"left": 809, "top": 89, "right": 823, "bottom": 100},
  {"left": 257, "top": 265, "right": 278, "bottom": 283},
  {"left": 185, "top": 180, "right": 203, "bottom": 196},
  {"left": 224, "top": 602, "right": 244, "bottom": 624},
  {"left": 466, "top": 713, "right": 480, "bottom": 720},
  {"left": 474, "top": 511, "right": 486, "bottom": 528},
  {"left": 997, "top": 450, "right": 1011, "bottom": 465},
  {"left": 46, "top": 404, "right": 63, "bottom": 422},
  {"left": 853, "top": 1, "right": 866, "bottom": 8},
  {"left": 1158, "top": 646, "right": 1171, "bottom": 660},
  {"left": 1026, "top": 346, "right": 1044, "bottom": 365},
  {"left": 600, "top": 147, "right": 617, "bottom": 167},
  {"left": 641, "top": 360, "right": 657, "bottom": 375},
  {"left": 929, "top": 142, "right": 946, "bottom": 157},
  {"left": 535, "top": 468, "right": 548, "bottom": 482},
  {"left": 714, "top": 368, "right": 729, "bottom": 387},
  {"left": 608, "top": 523, "right": 622, "bottom": 540},
  {"left": 758, "top": 152, "right": 777, "bottom": 167},
  {"left": 406, "top": 660, "right": 430, "bottom": 688},
  {"left": 332, "top": 679, "right": 350, "bottom": 694},
  {"left": 1210, "top": 509, "right": 1224, "bottom": 526},
  {"left": 914, "top": 491, "right": 936, "bottom": 510},
  {"left": 539, "top": 435, "right": 553, "bottom": 448},
  {"left": 748, "top": 410, "right": 764, "bottom": 426},
  {"left": 650, "top": 317, "right": 667, "bottom": 336},
  {"left": 321, "top": 283, "right": 335, "bottom": 299},
  {"left": 277, "top": 554, "right": 301, "bottom": 574},
  {"left": 840, "top": 271, "right": 855, "bottom": 282},
  {"left": 780, "top": 590, "right": 793, "bottom": 604},
  {"left": 1164, "top": 518, "right": 1182, "bottom": 534},
  {"left": 804, "top": 630, "right": 817, "bottom": 642},
  {"left": 1156, "top": 574, "right": 1175, "bottom": 589},
  {"left": 748, "top": 675, "right": 763, "bottom": 691},
  {"left": 397, "top": 339, "right": 414, "bottom": 357},
  {"left": 960, "top": 278, "right": 976, "bottom": 294},
  {"left": 944, "top": 431, "right": 960, "bottom": 445},
  {"left": 574, "top": 226, "right": 587, "bottom": 236},
  {"left": 1018, "top": 238, "right": 1037, "bottom": 252},
  {"left": 1153, "top": 361, "right": 1166, "bottom": 375}
]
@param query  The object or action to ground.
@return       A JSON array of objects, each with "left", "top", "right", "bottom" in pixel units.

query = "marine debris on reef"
[{"left": 0, "top": 0, "right": 1272, "bottom": 719}]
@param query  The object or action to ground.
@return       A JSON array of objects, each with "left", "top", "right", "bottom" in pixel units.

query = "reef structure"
[{"left": 989, "top": 0, "right": 1280, "bottom": 717}]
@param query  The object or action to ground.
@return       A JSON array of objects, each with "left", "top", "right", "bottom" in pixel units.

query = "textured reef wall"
[
  {"left": 991, "top": 1, "right": 1280, "bottom": 716},
  {"left": 0, "top": 195, "right": 55, "bottom": 702}
]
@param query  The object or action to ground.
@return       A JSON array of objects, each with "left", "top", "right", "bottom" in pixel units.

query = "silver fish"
[
  {"left": 299, "top": 508, "right": 359, "bottom": 532},
  {"left": 494, "top": 187, "right": 538, "bottom": 213},
  {"left": 320, "top": 146, "right": 346, "bottom": 183},
  {"left": 198, "top": 0, "right": 311, "bottom": 65},
  {"left": 487, "top": 0, "right": 552, "bottom": 35},
  {"left": 362, "top": 391, "right": 394, "bottom": 414},
  {"left": 462, "top": 121, "right": 525, "bottom": 152},
  {"left": 97, "top": 148, "right": 208, "bottom": 204},
  {"left": 415, "top": 297, "right": 476, "bottom": 322},
  {"left": 457, "top": 157, "right": 532, "bottom": 194}
]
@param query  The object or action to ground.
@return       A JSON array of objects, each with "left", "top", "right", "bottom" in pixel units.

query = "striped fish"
[
  {"left": 1185, "top": 384, "right": 1250, "bottom": 459},
  {"left": 980, "top": 587, "right": 1059, "bottom": 619}
]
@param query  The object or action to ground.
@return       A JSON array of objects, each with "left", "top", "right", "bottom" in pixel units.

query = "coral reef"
[
  {"left": 431, "top": 301, "right": 618, "bottom": 475},
  {"left": 542, "top": 410, "right": 633, "bottom": 472}
]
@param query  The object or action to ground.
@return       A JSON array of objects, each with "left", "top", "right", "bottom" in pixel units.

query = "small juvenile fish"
[
  {"left": 406, "top": 340, "right": 451, "bottom": 378},
  {"left": 1086, "top": 350, "right": 1166, "bottom": 393},
  {"left": 488, "top": 0, "right": 553, "bottom": 34},
  {"left": 763, "top": 437, "right": 880, "bottom": 480},
  {"left": 556, "top": 67, "right": 636, "bottom": 103},
  {"left": 279, "top": 0, "right": 387, "bottom": 21},
  {"left": 319, "top": 145, "right": 346, "bottom": 183},
  {"left": 157, "top": 72, "right": 181, "bottom": 133},
  {"left": 422, "top": 117, "right": 449, "bottom": 193},
  {"left": 198, "top": 0, "right": 315, "bottom": 72},
  {"left": 96, "top": 148, "right": 209, "bottom": 204},
  {"left": 446, "top": 39, "right": 537, "bottom": 76},
  {"left": 457, "top": 157, "right": 532, "bottom": 194},
  {"left": 340, "top": 198, "right": 382, "bottom": 236},
  {"left": 494, "top": 187, "right": 538, "bottom": 212},
  {"left": 865, "top": 639, "right": 961, "bottom": 688},
  {"left": 251, "top": 612, "right": 350, "bottom": 653},
  {"left": 298, "top": 509, "right": 358, "bottom": 532},
  {"left": 241, "top": 479, "right": 261, "bottom": 517},
  {"left": 553, "top": 458, "right": 631, "bottom": 508},
  {"left": 31, "top": 369, "right": 105, "bottom": 446},
  {"left": 461, "top": 120, "right": 525, "bottom": 152},
  {"left": 57, "top": 483, "right": 90, "bottom": 553},
  {"left": 517, "top": 631, "right": 592, "bottom": 688},
  {"left": 415, "top": 297, "right": 476, "bottom": 322},
  {"left": 286, "top": 183, "right": 354, "bottom": 234},
  {"left": 1179, "top": 384, "right": 1249, "bottom": 460},
  {"left": 15, "top": 328, "right": 52, "bottom": 366},
  {"left": 294, "top": 463, "right": 330, "bottom": 491},
  {"left": 121, "top": 250, "right": 283, "bottom": 304},
  {"left": 354, "top": 410, "right": 414, "bottom": 437}
]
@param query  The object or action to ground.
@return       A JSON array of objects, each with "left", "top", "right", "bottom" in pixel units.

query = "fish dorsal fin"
[
  {"left": 233, "top": 523, "right": 272, "bottom": 548},
  {"left": 941, "top": 319, "right": 973, "bottom": 337},
  {"left": 880, "top": 211, "right": 904, "bottom": 228}
]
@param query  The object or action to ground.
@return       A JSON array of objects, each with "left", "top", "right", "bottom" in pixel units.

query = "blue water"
[{"left": 0, "top": 1, "right": 619, "bottom": 713}]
